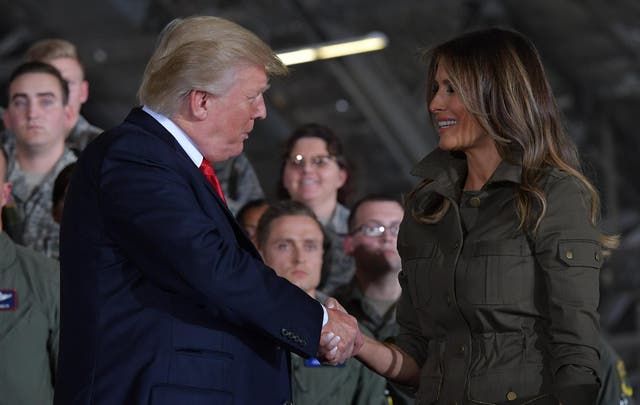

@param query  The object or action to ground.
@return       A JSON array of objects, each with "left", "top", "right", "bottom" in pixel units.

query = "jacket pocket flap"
[{"left": 557, "top": 239, "right": 602, "bottom": 268}]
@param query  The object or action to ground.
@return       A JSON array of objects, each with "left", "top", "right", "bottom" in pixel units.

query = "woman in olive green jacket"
[{"left": 354, "top": 28, "right": 617, "bottom": 405}]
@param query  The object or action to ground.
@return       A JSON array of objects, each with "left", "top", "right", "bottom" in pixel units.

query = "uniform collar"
[{"left": 0, "top": 232, "right": 17, "bottom": 271}]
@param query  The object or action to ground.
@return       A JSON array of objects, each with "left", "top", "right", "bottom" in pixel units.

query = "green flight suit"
[
  {"left": 290, "top": 292, "right": 387, "bottom": 405},
  {"left": 0, "top": 232, "right": 59, "bottom": 404}
]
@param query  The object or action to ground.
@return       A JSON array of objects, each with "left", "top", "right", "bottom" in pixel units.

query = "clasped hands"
[{"left": 317, "top": 297, "right": 363, "bottom": 365}]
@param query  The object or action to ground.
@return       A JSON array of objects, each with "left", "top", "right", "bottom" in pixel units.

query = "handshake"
[{"left": 317, "top": 297, "right": 364, "bottom": 365}]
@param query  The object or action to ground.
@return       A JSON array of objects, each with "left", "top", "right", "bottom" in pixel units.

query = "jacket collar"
[{"left": 411, "top": 148, "right": 523, "bottom": 199}]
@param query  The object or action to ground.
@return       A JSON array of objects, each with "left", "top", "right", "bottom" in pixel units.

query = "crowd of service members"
[{"left": 0, "top": 26, "right": 635, "bottom": 405}]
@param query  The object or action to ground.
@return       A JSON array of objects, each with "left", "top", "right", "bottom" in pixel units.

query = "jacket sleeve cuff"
[{"left": 553, "top": 365, "right": 600, "bottom": 405}]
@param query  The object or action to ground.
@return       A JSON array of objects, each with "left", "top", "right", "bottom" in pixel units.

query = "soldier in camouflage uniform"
[
  {"left": 2, "top": 62, "right": 77, "bottom": 258},
  {"left": 24, "top": 38, "right": 102, "bottom": 153},
  {"left": 1, "top": 38, "right": 102, "bottom": 157}
]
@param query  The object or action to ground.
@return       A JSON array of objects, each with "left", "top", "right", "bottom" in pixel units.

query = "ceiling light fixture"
[{"left": 276, "top": 31, "right": 388, "bottom": 66}]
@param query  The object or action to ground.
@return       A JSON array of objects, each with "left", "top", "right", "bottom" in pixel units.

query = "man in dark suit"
[{"left": 54, "top": 16, "right": 360, "bottom": 405}]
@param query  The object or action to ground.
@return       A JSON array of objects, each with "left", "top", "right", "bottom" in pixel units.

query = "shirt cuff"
[{"left": 321, "top": 303, "right": 328, "bottom": 326}]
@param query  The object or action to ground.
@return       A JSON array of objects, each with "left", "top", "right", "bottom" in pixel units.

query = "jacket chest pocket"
[
  {"left": 400, "top": 242, "right": 436, "bottom": 308},
  {"left": 461, "top": 239, "right": 535, "bottom": 305}
]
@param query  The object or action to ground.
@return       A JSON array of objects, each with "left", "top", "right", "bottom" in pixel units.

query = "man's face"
[
  {"left": 345, "top": 201, "right": 404, "bottom": 274},
  {"left": 260, "top": 215, "right": 324, "bottom": 297},
  {"left": 3, "top": 72, "right": 72, "bottom": 152},
  {"left": 48, "top": 57, "right": 88, "bottom": 117},
  {"left": 191, "top": 64, "right": 269, "bottom": 162}
]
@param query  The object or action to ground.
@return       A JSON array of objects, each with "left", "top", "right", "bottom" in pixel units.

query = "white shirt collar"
[{"left": 141, "top": 105, "right": 203, "bottom": 167}]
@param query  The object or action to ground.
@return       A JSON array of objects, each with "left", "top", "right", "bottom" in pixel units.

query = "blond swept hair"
[
  {"left": 138, "top": 16, "right": 287, "bottom": 116},
  {"left": 25, "top": 38, "right": 81, "bottom": 64}
]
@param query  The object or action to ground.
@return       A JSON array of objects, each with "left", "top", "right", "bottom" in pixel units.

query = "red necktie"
[{"left": 199, "top": 158, "right": 227, "bottom": 204}]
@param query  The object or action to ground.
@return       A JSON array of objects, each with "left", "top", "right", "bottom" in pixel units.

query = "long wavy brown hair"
[{"left": 407, "top": 27, "right": 617, "bottom": 248}]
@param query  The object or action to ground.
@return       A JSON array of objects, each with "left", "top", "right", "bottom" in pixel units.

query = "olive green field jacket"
[{"left": 396, "top": 149, "right": 602, "bottom": 405}]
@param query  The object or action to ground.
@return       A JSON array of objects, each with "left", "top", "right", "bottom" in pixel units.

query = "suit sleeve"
[
  {"left": 533, "top": 173, "right": 602, "bottom": 405},
  {"left": 98, "top": 143, "right": 322, "bottom": 357}
]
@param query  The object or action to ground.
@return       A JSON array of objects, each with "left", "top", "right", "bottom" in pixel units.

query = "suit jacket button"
[
  {"left": 506, "top": 391, "right": 517, "bottom": 401},
  {"left": 282, "top": 401, "right": 294, "bottom": 405}
]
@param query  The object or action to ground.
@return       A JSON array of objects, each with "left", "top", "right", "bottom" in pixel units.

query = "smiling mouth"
[{"left": 438, "top": 119, "right": 457, "bottom": 129}]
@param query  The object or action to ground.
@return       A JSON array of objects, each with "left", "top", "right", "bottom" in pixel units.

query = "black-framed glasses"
[
  {"left": 286, "top": 154, "right": 337, "bottom": 169},
  {"left": 350, "top": 223, "right": 401, "bottom": 238}
]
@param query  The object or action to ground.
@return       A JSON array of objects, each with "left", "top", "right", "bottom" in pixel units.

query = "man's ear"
[
  {"left": 188, "top": 90, "right": 210, "bottom": 121},
  {"left": 79, "top": 80, "right": 89, "bottom": 105},
  {"left": 63, "top": 105, "right": 76, "bottom": 132}
]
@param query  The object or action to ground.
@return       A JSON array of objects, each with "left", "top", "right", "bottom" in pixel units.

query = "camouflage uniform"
[
  {"left": 5, "top": 148, "right": 77, "bottom": 258},
  {"left": 213, "top": 153, "right": 265, "bottom": 216},
  {"left": 318, "top": 202, "right": 355, "bottom": 295},
  {"left": 66, "top": 114, "right": 102, "bottom": 154},
  {"left": 335, "top": 280, "right": 415, "bottom": 405},
  {"left": 290, "top": 291, "right": 387, "bottom": 405}
]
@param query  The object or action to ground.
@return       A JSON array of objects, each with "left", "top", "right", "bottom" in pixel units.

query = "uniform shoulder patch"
[{"left": 0, "top": 289, "right": 17, "bottom": 310}]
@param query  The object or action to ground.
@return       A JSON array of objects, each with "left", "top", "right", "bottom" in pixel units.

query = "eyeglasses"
[
  {"left": 350, "top": 223, "right": 401, "bottom": 237},
  {"left": 286, "top": 154, "right": 337, "bottom": 169}
]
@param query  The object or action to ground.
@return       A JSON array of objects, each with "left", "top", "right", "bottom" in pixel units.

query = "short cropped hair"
[
  {"left": 138, "top": 16, "right": 287, "bottom": 116},
  {"left": 348, "top": 193, "right": 403, "bottom": 231},
  {"left": 256, "top": 200, "right": 329, "bottom": 253},
  {"left": 236, "top": 198, "right": 269, "bottom": 224},
  {"left": 24, "top": 38, "right": 82, "bottom": 67},
  {"left": 8, "top": 61, "right": 69, "bottom": 105}
]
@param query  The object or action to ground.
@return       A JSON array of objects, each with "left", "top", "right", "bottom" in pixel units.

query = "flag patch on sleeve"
[{"left": 0, "top": 289, "right": 17, "bottom": 310}]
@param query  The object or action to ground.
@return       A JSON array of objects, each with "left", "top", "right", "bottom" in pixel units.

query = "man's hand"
[{"left": 317, "top": 297, "right": 363, "bottom": 365}]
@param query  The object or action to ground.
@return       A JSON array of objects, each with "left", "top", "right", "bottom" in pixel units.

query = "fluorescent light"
[{"left": 276, "top": 32, "right": 388, "bottom": 66}]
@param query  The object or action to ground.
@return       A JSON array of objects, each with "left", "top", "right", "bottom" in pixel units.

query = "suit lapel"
[{"left": 124, "top": 107, "right": 262, "bottom": 261}]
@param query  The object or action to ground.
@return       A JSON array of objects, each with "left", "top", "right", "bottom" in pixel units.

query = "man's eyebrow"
[
  {"left": 11, "top": 93, "right": 28, "bottom": 101},
  {"left": 272, "top": 237, "right": 294, "bottom": 243},
  {"left": 36, "top": 92, "right": 57, "bottom": 98}
]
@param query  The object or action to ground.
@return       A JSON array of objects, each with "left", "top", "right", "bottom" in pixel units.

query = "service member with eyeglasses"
[
  {"left": 279, "top": 123, "right": 355, "bottom": 295},
  {"left": 336, "top": 194, "right": 415, "bottom": 405}
]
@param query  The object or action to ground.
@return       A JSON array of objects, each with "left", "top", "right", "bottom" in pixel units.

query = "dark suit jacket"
[{"left": 54, "top": 108, "right": 323, "bottom": 405}]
